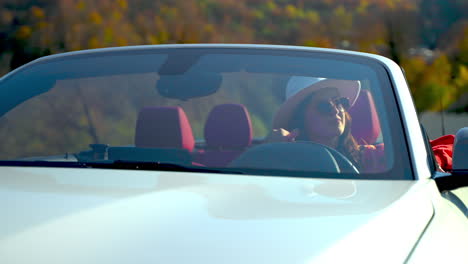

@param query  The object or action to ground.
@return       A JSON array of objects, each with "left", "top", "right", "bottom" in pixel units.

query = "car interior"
[{"left": 96, "top": 88, "right": 381, "bottom": 174}]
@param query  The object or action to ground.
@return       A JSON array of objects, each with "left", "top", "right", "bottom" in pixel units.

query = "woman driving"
[{"left": 268, "top": 77, "right": 384, "bottom": 172}]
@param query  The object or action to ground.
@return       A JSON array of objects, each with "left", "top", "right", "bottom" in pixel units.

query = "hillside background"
[{"left": 1, "top": 0, "right": 467, "bottom": 117}]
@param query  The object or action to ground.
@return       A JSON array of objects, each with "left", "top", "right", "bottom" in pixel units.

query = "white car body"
[
  {"left": 0, "top": 167, "right": 466, "bottom": 263},
  {"left": 0, "top": 45, "right": 467, "bottom": 263}
]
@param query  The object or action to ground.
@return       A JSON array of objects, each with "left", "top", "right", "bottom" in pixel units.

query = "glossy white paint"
[
  {"left": 0, "top": 167, "right": 440, "bottom": 264},
  {"left": 407, "top": 186, "right": 468, "bottom": 263}
]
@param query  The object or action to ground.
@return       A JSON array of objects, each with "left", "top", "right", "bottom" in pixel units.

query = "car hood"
[{"left": 0, "top": 167, "right": 433, "bottom": 263}]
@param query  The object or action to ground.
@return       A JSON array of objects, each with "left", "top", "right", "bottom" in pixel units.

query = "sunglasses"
[{"left": 316, "top": 97, "right": 350, "bottom": 114}]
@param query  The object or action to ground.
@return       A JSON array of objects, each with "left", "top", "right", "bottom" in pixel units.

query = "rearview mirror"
[{"left": 156, "top": 73, "right": 221, "bottom": 100}]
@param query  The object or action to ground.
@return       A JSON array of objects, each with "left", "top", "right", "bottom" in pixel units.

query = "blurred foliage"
[{"left": 0, "top": 0, "right": 466, "bottom": 113}]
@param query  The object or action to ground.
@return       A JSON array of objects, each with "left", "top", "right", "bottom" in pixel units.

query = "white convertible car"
[{"left": 0, "top": 44, "right": 467, "bottom": 263}]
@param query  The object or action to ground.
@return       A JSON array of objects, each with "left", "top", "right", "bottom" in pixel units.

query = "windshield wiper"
[
  {"left": 84, "top": 160, "right": 245, "bottom": 174},
  {"left": 0, "top": 160, "right": 87, "bottom": 168},
  {"left": 0, "top": 160, "right": 244, "bottom": 174}
]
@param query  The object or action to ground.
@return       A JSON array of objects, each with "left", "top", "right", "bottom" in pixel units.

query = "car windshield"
[{"left": 0, "top": 46, "right": 411, "bottom": 179}]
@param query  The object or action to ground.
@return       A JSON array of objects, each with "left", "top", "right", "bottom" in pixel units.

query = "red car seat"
[
  {"left": 194, "top": 103, "right": 253, "bottom": 167},
  {"left": 108, "top": 106, "right": 196, "bottom": 165},
  {"left": 135, "top": 106, "right": 195, "bottom": 151},
  {"left": 348, "top": 89, "right": 381, "bottom": 145}
]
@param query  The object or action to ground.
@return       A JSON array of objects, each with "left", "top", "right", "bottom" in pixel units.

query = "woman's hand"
[{"left": 265, "top": 128, "right": 299, "bottom": 143}]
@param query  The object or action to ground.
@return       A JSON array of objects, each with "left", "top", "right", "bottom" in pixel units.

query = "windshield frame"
[{"left": 0, "top": 45, "right": 414, "bottom": 180}]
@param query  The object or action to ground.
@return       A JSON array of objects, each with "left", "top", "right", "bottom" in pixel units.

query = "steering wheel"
[
  {"left": 320, "top": 142, "right": 360, "bottom": 174},
  {"left": 229, "top": 141, "right": 359, "bottom": 174}
]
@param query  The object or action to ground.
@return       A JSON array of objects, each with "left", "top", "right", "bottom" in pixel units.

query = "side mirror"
[
  {"left": 435, "top": 127, "right": 468, "bottom": 191},
  {"left": 453, "top": 127, "right": 468, "bottom": 173}
]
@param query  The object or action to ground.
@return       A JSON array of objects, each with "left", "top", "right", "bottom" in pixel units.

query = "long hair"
[
  {"left": 335, "top": 112, "right": 361, "bottom": 167},
  {"left": 288, "top": 94, "right": 361, "bottom": 168}
]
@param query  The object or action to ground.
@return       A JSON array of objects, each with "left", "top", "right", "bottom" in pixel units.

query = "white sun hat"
[{"left": 273, "top": 77, "right": 361, "bottom": 129}]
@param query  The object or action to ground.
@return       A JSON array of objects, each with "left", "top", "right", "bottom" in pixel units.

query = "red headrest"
[
  {"left": 204, "top": 104, "right": 253, "bottom": 149},
  {"left": 348, "top": 90, "right": 381, "bottom": 144},
  {"left": 135, "top": 106, "right": 195, "bottom": 152}
]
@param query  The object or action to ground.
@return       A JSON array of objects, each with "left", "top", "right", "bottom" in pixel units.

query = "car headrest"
[
  {"left": 135, "top": 106, "right": 195, "bottom": 151},
  {"left": 204, "top": 103, "right": 253, "bottom": 149},
  {"left": 348, "top": 90, "right": 381, "bottom": 144}
]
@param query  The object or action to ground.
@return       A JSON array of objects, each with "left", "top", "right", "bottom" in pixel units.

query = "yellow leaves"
[
  {"left": 454, "top": 65, "right": 468, "bottom": 91},
  {"left": 104, "top": 27, "right": 114, "bottom": 44},
  {"left": 68, "top": 41, "right": 82, "bottom": 52},
  {"left": 115, "top": 37, "right": 128, "bottom": 46},
  {"left": 37, "top": 21, "right": 48, "bottom": 30},
  {"left": 88, "top": 36, "right": 102, "bottom": 49},
  {"left": 285, "top": 4, "right": 297, "bottom": 18},
  {"left": 158, "top": 31, "right": 169, "bottom": 44},
  {"left": 203, "top": 24, "right": 215, "bottom": 34},
  {"left": 31, "top": 6, "right": 45, "bottom": 19},
  {"left": 328, "top": 4, "right": 353, "bottom": 36},
  {"left": 385, "top": 0, "right": 396, "bottom": 10},
  {"left": 117, "top": 0, "right": 128, "bottom": 10},
  {"left": 154, "top": 16, "right": 165, "bottom": 30},
  {"left": 252, "top": 9, "right": 265, "bottom": 20},
  {"left": 458, "top": 65, "right": 468, "bottom": 84},
  {"left": 284, "top": 4, "right": 303, "bottom": 19},
  {"left": 403, "top": 55, "right": 460, "bottom": 111},
  {"left": 305, "top": 10, "right": 320, "bottom": 24},
  {"left": 16, "top": 26, "right": 32, "bottom": 40},
  {"left": 333, "top": 5, "right": 346, "bottom": 17},
  {"left": 303, "top": 38, "right": 332, "bottom": 48},
  {"left": 153, "top": 17, "right": 170, "bottom": 43},
  {"left": 147, "top": 35, "right": 160, "bottom": 45},
  {"left": 112, "top": 10, "right": 123, "bottom": 21},
  {"left": 76, "top": 1, "right": 86, "bottom": 11},
  {"left": 89, "top": 11, "right": 103, "bottom": 25},
  {"left": 266, "top": 1, "right": 277, "bottom": 12},
  {"left": 356, "top": 0, "right": 369, "bottom": 15},
  {"left": 303, "top": 40, "right": 316, "bottom": 47},
  {"left": 380, "top": 0, "right": 415, "bottom": 10},
  {"left": 401, "top": 57, "right": 426, "bottom": 81},
  {"left": 160, "top": 5, "right": 178, "bottom": 20},
  {"left": 426, "top": 55, "right": 452, "bottom": 85},
  {"left": 333, "top": 5, "right": 352, "bottom": 28}
]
